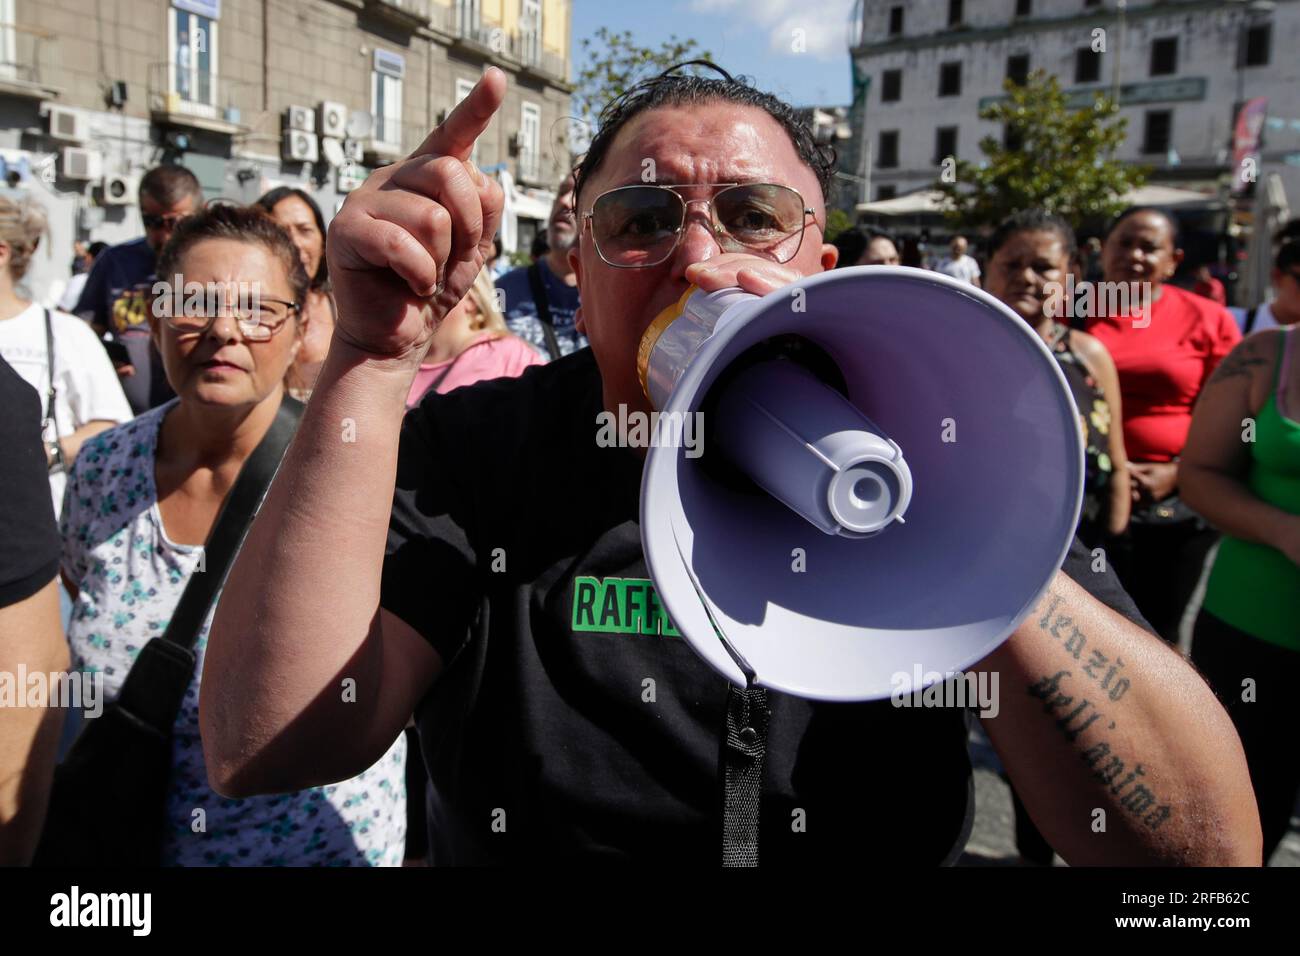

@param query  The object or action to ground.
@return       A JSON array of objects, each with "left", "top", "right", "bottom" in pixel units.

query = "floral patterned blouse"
[
  {"left": 60, "top": 401, "right": 408, "bottom": 866},
  {"left": 1048, "top": 323, "right": 1114, "bottom": 546}
]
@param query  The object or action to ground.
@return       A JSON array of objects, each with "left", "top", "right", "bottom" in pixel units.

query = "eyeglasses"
[
  {"left": 156, "top": 296, "right": 299, "bottom": 342},
  {"left": 142, "top": 213, "right": 190, "bottom": 230},
  {"left": 581, "top": 183, "right": 819, "bottom": 269}
]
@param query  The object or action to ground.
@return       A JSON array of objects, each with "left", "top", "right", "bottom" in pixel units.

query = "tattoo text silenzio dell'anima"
[{"left": 1029, "top": 593, "right": 1172, "bottom": 832}]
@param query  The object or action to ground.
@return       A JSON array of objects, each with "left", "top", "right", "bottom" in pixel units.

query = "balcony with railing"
[
  {"left": 147, "top": 62, "right": 259, "bottom": 135},
  {"left": 366, "top": 118, "right": 434, "bottom": 161},
  {"left": 366, "top": 0, "right": 432, "bottom": 29},
  {"left": 430, "top": 3, "right": 567, "bottom": 83},
  {"left": 0, "top": 22, "right": 60, "bottom": 98},
  {"left": 508, "top": 29, "right": 566, "bottom": 82}
]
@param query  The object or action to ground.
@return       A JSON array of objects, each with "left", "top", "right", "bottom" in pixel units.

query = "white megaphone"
[{"left": 638, "top": 265, "right": 1083, "bottom": 702}]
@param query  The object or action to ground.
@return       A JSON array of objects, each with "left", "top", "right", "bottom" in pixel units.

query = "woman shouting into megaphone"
[{"left": 201, "top": 64, "right": 1260, "bottom": 867}]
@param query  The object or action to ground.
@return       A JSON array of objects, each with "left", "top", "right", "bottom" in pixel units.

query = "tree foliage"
[
  {"left": 571, "top": 28, "right": 714, "bottom": 147},
  {"left": 934, "top": 70, "right": 1148, "bottom": 232}
]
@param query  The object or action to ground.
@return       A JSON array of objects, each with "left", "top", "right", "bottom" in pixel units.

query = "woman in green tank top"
[{"left": 1181, "top": 324, "right": 1300, "bottom": 862}]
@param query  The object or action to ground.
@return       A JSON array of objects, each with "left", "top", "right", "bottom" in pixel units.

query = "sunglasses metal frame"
[{"left": 580, "top": 182, "right": 820, "bottom": 269}]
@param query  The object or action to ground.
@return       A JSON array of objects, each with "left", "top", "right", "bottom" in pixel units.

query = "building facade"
[
  {"left": 849, "top": 0, "right": 1299, "bottom": 207},
  {"left": 0, "top": 0, "right": 573, "bottom": 306}
]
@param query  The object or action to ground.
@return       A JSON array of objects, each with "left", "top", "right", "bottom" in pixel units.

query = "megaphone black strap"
[{"left": 721, "top": 685, "right": 770, "bottom": 867}]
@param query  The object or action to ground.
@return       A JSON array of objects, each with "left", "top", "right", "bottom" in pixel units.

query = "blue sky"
[{"left": 570, "top": 0, "right": 858, "bottom": 108}]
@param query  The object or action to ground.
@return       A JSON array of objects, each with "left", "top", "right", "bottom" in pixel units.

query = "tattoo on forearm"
[
  {"left": 1207, "top": 345, "right": 1268, "bottom": 386},
  {"left": 1028, "top": 668, "right": 1172, "bottom": 832},
  {"left": 1037, "top": 594, "right": 1131, "bottom": 700}
]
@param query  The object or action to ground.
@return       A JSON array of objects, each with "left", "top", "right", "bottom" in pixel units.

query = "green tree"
[
  {"left": 934, "top": 70, "right": 1148, "bottom": 232},
  {"left": 572, "top": 29, "right": 714, "bottom": 144},
  {"left": 824, "top": 208, "right": 854, "bottom": 243}
]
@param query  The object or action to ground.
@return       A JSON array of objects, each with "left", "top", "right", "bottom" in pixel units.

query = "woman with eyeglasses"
[
  {"left": 59, "top": 204, "right": 406, "bottom": 865},
  {"left": 256, "top": 187, "right": 335, "bottom": 400}
]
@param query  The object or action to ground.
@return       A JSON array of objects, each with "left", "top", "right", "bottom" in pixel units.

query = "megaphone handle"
[{"left": 721, "top": 685, "right": 770, "bottom": 867}]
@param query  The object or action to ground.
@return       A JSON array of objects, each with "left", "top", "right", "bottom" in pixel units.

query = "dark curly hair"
[{"left": 572, "top": 61, "right": 836, "bottom": 210}]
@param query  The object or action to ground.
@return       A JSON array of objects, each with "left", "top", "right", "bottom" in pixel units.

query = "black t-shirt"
[
  {"left": 383, "top": 348, "right": 1149, "bottom": 865},
  {"left": 0, "top": 356, "right": 61, "bottom": 608}
]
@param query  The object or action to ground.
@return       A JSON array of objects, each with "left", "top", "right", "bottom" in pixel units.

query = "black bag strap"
[
  {"left": 112, "top": 395, "right": 302, "bottom": 729},
  {"left": 1244, "top": 307, "right": 1259, "bottom": 334},
  {"left": 527, "top": 262, "right": 562, "bottom": 361},
  {"left": 159, "top": 395, "right": 303, "bottom": 651},
  {"left": 42, "top": 308, "right": 64, "bottom": 470},
  {"left": 720, "top": 684, "right": 770, "bottom": 867}
]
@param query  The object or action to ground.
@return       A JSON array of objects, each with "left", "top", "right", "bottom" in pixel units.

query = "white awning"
[
  {"left": 855, "top": 190, "right": 946, "bottom": 216},
  {"left": 512, "top": 191, "right": 553, "bottom": 221}
]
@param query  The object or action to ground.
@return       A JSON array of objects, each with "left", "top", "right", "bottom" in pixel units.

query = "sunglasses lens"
[
  {"left": 592, "top": 188, "right": 683, "bottom": 267},
  {"left": 713, "top": 185, "right": 807, "bottom": 259}
]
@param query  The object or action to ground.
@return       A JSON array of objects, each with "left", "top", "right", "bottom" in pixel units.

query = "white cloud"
[{"left": 687, "top": 0, "right": 857, "bottom": 61}]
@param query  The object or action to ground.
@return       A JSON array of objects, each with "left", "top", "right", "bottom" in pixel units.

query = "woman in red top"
[{"left": 1085, "top": 208, "right": 1241, "bottom": 642}]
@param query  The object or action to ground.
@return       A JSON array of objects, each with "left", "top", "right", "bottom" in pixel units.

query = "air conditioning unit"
[
  {"left": 343, "top": 139, "right": 364, "bottom": 163},
  {"left": 318, "top": 101, "right": 348, "bottom": 140},
  {"left": 284, "top": 105, "right": 315, "bottom": 134},
  {"left": 47, "top": 106, "right": 88, "bottom": 143},
  {"left": 282, "top": 130, "right": 319, "bottom": 164},
  {"left": 61, "top": 147, "right": 103, "bottom": 181},
  {"left": 101, "top": 172, "right": 138, "bottom": 206}
]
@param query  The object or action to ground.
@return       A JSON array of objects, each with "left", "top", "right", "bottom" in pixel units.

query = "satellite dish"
[
  {"left": 345, "top": 110, "right": 373, "bottom": 140},
  {"left": 321, "top": 137, "right": 346, "bottom": 168}
]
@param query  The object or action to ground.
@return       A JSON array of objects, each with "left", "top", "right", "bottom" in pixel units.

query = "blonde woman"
[
  {"left": 0, "top": 197, "right": 131, "bottom": 518},
  {"left": 406, "top": 266, "right": 542, "bottom": 406}
]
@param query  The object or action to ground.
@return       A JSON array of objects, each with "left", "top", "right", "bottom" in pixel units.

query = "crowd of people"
[{"left": 0, "top": 62, "right": 1294, "bottom": 867}]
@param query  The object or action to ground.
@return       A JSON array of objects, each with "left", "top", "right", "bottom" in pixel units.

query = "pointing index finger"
[{"left": 413, "top": 67, "right": 507, "bottom": 161}]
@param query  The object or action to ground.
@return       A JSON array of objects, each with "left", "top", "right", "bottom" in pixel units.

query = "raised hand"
[{"left": 326, "top": 67, "right": 507, "bottom": 361}]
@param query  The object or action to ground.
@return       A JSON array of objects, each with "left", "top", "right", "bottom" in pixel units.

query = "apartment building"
[
  {"left": 0, "top": 0, "right": 573, "bottom": 304},
  {"left": 849, "top": 0, "right": 1298, "bottom": 206}
]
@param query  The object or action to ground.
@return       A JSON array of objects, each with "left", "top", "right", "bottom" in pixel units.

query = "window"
[
  {"left": 948, "top": 0, "right": 963, "bottom": 27},
  {"left": 888, "top": 6, "right": 903, "bottom": 36},
  {"left": 1150, "top": 37, "right": 1178, "bottom": 77},
  {"left": 1004, "top": 124, "right": 1024, "bottom": 152},
  {"left": 456, "top": 0, "right": 481, "bottom": 34},
  {"left": 878, "top": 130, "right": 899, "bottom": 168},
  {"left": 1084, "top": 0, "right": 1101, "bottom": 7},
  {"left": 520, "top": 0, "right": 541, "bottom": 66},
  {"left": 519, "top": 101, "right": 541, "bottom": 181},
  {"left": 881, "top": 69, "right": 902, "bottom": 102},
  {"left": 877, "top": 184, "right": 898, "bottom": 201},
  {"left": 1015, "top": 0, "right": 1032, "bottom": 16},
  {"left": 169, "top": 4, "right": 218, "bottom": 111},
  {"left": 0, "top": 0, "right": 16, "bottom": 82},
  {"left": 371, "top": 50, "right": 405, "bottom": 148},
  {"left": 1241, "top": 23, "right": 1271, "bottom": 67},
  {"left": 455, "top": 77, "right": 479, "bottom": 163},
  {"left": 938, "top": 62, "right": 961, "bottom": 97},
  {"left": 1006, "top": 54, "right": 1030, "bottom": 86},
  {"left": 1142, "top": 110, "right": 1172, "bottom": 154},
  {"left": 1075, "top": 48, "right": 1101, "bottom": 83},
  {"left": 935, "top": 126, "right": 958, "bottom": 163}
]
